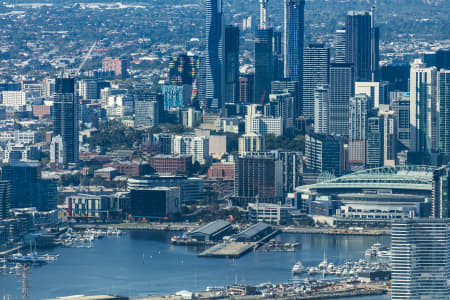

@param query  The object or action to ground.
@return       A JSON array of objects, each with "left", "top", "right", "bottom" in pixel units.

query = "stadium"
[{"left": 296, "top": 166, "right": 434, "bottom": 226}]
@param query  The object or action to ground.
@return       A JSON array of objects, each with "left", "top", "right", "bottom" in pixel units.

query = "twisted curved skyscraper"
[
  {"left": 283, "top": 0, "right": 305, "bottom": 117},
  {"left": 204, "top": 0, "right": 224, "bottom": 110}
]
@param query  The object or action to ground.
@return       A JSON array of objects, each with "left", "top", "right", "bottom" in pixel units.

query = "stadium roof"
[{"left": 298, "top": 165, "right": 434, "bottom": 192}]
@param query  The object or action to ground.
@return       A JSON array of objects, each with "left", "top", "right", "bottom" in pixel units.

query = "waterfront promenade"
[
  {"left": 135, "top": 283, "right": 386, "bottom": 300},
  {"left": 74, "top": 223, "right": 391, "bottom": 236}
]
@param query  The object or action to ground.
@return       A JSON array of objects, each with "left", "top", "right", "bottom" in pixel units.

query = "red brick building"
[
  {"left": 103, "top": 161, "right": 151, "bottom": 177},
  {"left": 149, "top": 155, "right": 192, "bottom": 174},
  {"left": 208, "top": 163, "right": 235, "bottom": 180},
  {"left": 33, "top": 105, "right": 52, "bottom": 119}
]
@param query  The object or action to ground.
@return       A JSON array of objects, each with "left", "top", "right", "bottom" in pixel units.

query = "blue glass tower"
[
  {"left": 204, "top": 0, "right": 224, "bottom": 110},
  {"left": 283, "top": 0, "right": 305, "bottom": 117}
]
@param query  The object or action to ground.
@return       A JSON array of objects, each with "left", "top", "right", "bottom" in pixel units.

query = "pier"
[{"left": 199, "top": 241, "right": 256, "bottom": 258}]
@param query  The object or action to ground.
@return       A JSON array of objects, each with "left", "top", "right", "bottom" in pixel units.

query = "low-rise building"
[{"left": 248, "top": 203, "right": 291, "bottom": 225}]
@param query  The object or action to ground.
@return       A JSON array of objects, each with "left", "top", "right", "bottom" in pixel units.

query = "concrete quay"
[
  {"left": 73, "top": 223, "right": 200, "bottom": 232},
  {"left": 279, "top": 226, "right": 390, "bottom": 236},
  {"left": 134, "top": 283, "right": 386, "bottom": 300},
  {"left": 199, "top": 241, "right": 256, "bottom": 258}
]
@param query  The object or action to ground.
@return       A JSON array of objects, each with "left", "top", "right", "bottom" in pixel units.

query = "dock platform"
[{"left": 199, "top": 242, "right": 256, "bottom": 258}]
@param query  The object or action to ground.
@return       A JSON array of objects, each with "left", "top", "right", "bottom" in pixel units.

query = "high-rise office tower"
[
  {"left": 224, "top": 25, "right": 240, "bottom": 104},
  {"left": 305, "top": 133, "right": 344, "bottom": 176},
  {"left": 1, "top": 161, "right": 56, "bottom": 211},
  {"left": 391, "top": 91, "right": 411, "bottom": 149},
  {"left": 329, "top": 64, "right": 355, "bottom": 136},
  {"left": 271, "top": 80, "right": 300, "bottom": 117},
  {"left": 255, "top": 0, "right": 273, "bottom": 105},
  {"left": 409, "top": 59, "right": 438, "bottom": 155},
  {"left": 283, "top": 0, "right": 305, "bottom": 115},
  {"left": 379, "top": 108, "right": 397, "bottom": 166},
  {"left": 266, "top": 92, "right": 294, "bottom": 129},
  {"left": 381, "top": 63, "right": 410, "bottom": 92},
  {"left": 283, "top": 0, "right": 305, "bottom": 81},
  {"left": 436, "top": 49, "right": 450, "bottom": 70},
  {"left": 303, "top": 44, "right": 330, "bottom": 119},
  {"left": 205, "top": 0, "right": 224, "bottom": 109},
  {"left": 135, "top": 100, "right": 159, "bottom": 128},
  {"left": 432, "top": 164, "right": 450, "bottom": 218},
  {"left": 355, "top": 81, "right": 389, "bottom": 109},
  {"left": 1, "top": 162, "right": 39, "bottom": 209},
  {"left": 270, "top": 150, "right": 303, "bottom": 195},
  {"left": 438, "top": 70, "right": 450, "bottom": 158},
  {"left": 313, "top": 85, "right": 329, "bottom": 134},
  {"left": 0, "top": 181, "right": 9, "bottom": 220},
  {"left": 233, "top": 152, "right": 283, "bottom": 206},
  {"left": 335, "top": 28, "right": 346, "bottom": 63},
  {"left": 239, "top": 75, "right": 254, "bottom": 103},
  {"left": 391, "top": 218, "right": 449, "bottom": 300},
  {"left": 272, "top": 31, "right": 284, "bottom": 81},
  {"left": 345, "top": 11, "right": 379, "bottom": 82},
  {"left": 349, "top": 94, "right": 369, "bottom": 167},
  {"left": 367, "top": 115, "right": 383, "bottom": 169},
  {"left": 53, "top": 78, "right": 79, "bottom": 164}
]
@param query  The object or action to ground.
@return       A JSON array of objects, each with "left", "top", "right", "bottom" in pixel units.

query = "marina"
[{"left": 0, "top": 230, "right": 390, "bottom": 299}]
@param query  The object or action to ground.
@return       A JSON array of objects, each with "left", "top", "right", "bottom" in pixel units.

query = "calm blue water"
[{"left": 0, "top": 231, "right": 390, "bottom": 300}]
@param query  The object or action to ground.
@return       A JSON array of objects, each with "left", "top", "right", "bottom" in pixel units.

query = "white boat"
[{"left": 292, "top": 261, "right": 306, "bottom": 274}]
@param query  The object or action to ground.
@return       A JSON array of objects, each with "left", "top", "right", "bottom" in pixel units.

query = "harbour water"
[{"left": 0, "top": 230, "right": 390, "bottom": 299}]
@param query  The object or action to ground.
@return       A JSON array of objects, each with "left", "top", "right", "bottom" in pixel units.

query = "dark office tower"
[
  {"left": 283, "top": 0, "right": 305, "bottom": 82},
  {"left": 436, "top": 49, "right": 450, "bottom": 70},
  {"left": 224, "top": 25, "right": 240, "bottom": 104},
  {"left": 305, "top": 133, "right": 344, "bottom": 176},
  {"left": 205, "top": 0, "right": 224, "bottom": 109},
  {"left": 0, "top": 181, "right": 9, "bottom": 220},
  {"left": 53, "top": 78, "right": 79, "bottom": 164},
  {"left": 255, "top": 28, "right": 273, "bottom": 105},
  {"left": 432, "top": 165, "right": 450, "bottom": 219},
  {"left": 239, "top": 75, "right": 254, "bottom": 103},
  {"left": 2, "top": 162, "right": 39, "bottom": 209},
  {"left": 381, "top": 63, "right": 410, "bottom": 92},
  {"left": 439, "top": 70, "right": 450, "bottom": 159},
  {"left": 303, "top": 44, "right": 330, "bottom": 119},
  {"left": 335, "top": 28, "right": 346, "bottom": 63},
  {"left": 272, "top": 31, "right": 284, "bottom": 81},
  {"left": 271, "top": 80, "right": 300, "bottom": 117},
  {"left": 329, "top": 64, "right": 355, "bottom": 136},
  {"left": 346, "top": 11, "right": 374, "bottom": 82}
]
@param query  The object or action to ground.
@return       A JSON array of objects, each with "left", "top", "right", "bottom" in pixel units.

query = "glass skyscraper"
[
  {"left": 204, "top": 0, "right": 224, "bottom": 110},
  {"left": 255, "top": 28, "right": 273, "bottom": 105},
  {"left": 283, "top": 0, "right": 305, "bottom": 117},
  {"left": 345, "top": 11, "right": 379, "bottom": 82},
  {"left": 303, "top": 44, "right": 330, "bottom": 119},
  {"left": 439, "top": 70, "right": 450, "bottom": 157},
  {"left": 53, "top": 78, "right": 79, "bottom": 164},
  {"left": 283, "top": 0, "right": 304, "bottom": 116},
  {"left": 391, "top": 218, "right": 449, "bottom": 300},
  {"left": 329, "top": 63, "right": 355, "bottom": 136},
  {"left": 224, "top": 25, "right": 240, "bottom": 104},
  {"left": 283, "top": 0, "right": 305, "bottom": 81}
]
